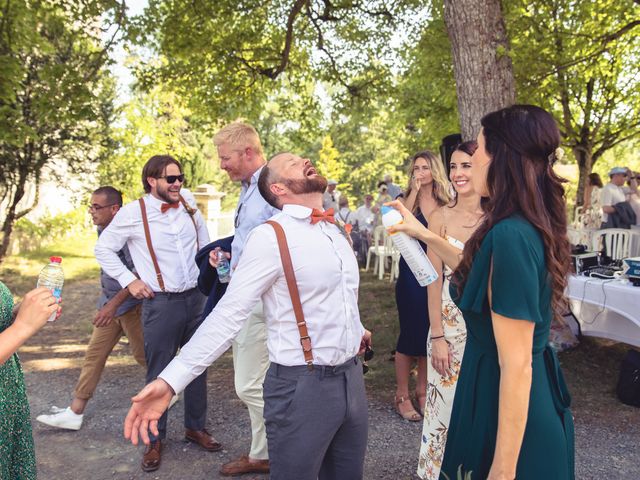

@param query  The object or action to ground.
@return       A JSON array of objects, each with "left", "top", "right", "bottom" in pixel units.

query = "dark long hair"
[
  {"left": 454, "top": 105, "right": 571, "bottom": 317},
  {"left": 588, "top": 172, "right": 603, "bottom": 188}
]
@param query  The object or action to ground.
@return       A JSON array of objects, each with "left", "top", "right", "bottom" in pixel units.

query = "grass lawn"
[{"left": 0, "top": 230, "right": 99, "bottom": 298}]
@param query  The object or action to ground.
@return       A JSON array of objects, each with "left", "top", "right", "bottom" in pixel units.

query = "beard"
[
  {"left": 156, "top": 182, "right": 179, "bottom": 203},
  {"left": 284, "top": 175, "right": 328, "bottom": 195}
]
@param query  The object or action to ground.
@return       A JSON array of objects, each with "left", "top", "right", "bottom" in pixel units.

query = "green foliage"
[
  {"left": 98, "top": 85, "right": 238, "bottom": 206},
  {"left": 317, "top": 135, "right": 344, "bottom": 185},
  {"left": 506, "top": 0, "right": 640, "bottom": 202},
  {"left": 0, "top": 0, "right": 123, "bottom": 259},
  {"left": 12, "top": 207, "right": 90, "bottom": 253}
]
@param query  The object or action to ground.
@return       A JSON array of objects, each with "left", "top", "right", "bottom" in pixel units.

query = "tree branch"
[{"left": 258, "top": 0, "right": 307, "bottom": 79}]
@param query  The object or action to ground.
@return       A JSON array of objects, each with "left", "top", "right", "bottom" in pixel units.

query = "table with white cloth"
[{"left": 567, "top": 275, "right": 640, "bottom": 347}]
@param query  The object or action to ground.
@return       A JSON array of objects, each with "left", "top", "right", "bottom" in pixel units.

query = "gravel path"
[{"left": 18, "top": 278, "right": 640, "bottom": 479}]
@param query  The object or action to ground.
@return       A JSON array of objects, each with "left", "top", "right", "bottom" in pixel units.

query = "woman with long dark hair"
[{"left": 389, "top": 105, "right": 574, "bottom": 479}]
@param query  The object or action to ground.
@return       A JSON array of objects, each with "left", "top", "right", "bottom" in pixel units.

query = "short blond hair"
[{"left": 213, "top": 121, "right": 264, "bottom": 157}]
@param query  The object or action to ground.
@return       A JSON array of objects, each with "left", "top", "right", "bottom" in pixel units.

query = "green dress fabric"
[
  {"left": 441, "top": 216, "right": 574, "bottom": 480},
  {"left": 0, "top": 281, "right": 37, "bottom": 479}
]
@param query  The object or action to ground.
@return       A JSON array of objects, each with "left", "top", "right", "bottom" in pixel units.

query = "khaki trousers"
[
  {"left": 232, "top": 301, "right": 270, "bottom": 460},
  {"left": 74, "top": 304, "right": 145, "bottom": 400}
]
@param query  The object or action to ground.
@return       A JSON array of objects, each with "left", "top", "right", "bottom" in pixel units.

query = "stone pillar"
[{"left": 192, "top": 184, "right": 226, "bottom": 240}]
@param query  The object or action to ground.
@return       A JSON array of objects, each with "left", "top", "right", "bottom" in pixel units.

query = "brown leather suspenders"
[
  {"left": 138, "top": 195, "right": 200, "bottom": 293},
  {"left": 266, "top": 220, "right": 315, "bottom": 369}
]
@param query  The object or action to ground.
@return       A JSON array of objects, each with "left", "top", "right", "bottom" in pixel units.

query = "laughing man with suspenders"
[
  {"left": 123, "top": 152, "right": 372, "bottom": 480},
  {"left": 95, "top": 155, "right": 221, "bottom": 473}
]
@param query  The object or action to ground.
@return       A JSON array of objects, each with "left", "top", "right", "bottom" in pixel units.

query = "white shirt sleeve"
[
  {"left": 94, "top": 207, "right": 138, "bottom": 289},
  {"left": 600, "top": 185, "right": 612, "bottom": 207},
  {"left": 159, "top": 224, "right": 281, "bottom": 393}
]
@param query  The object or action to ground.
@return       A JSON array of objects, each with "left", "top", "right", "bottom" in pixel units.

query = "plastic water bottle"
[
  {"left": 381, "top": 206, "right": 438, "bottom": 286},
  {"left": 216, "top": 250, "right": 231, "bottom": 283},
  {"left": 37, "top": 256, "right": 64, "bottom": 322}
]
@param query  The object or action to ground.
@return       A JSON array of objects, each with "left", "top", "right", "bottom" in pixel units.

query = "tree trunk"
[
  {"left": 573, "top": 144, "right": 593, "bottom": 209},
  {"left": 0, "top": 166, "right": 38, "bottom": 262},
  {"left": 0, "top": 188, "right": 24, "bottom": 261},
  {"left": 443, "top": 0, "right": 516, "bottom": 141}
]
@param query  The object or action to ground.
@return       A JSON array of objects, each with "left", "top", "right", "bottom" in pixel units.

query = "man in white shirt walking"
[
  {"left": 95, "top": 155, "right": 220, "bottom": 472},
  {"left": 209, "top": 122, "right": 278, "bottom": 476},
  {"left": 123, "top": 152, "right": 372, "bottom": 480}
]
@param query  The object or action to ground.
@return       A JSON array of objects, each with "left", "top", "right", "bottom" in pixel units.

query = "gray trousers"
[
  {"left": 142, "top": 288, "right": 207, "bottom": 442},
  {"left": 263, "top": 357, "right": 368, "bottom": 480}
]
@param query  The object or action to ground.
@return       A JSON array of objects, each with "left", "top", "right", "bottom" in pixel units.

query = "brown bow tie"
[
  {"left": 161, "top": 202, "right": 180, "bottom": 213},
  {"left": 310, "top": 208, "right": 335, "bottom": 225}
]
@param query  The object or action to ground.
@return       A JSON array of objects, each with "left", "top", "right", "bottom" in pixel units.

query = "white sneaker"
[{"left": 36, "top": 407, "right": 83, "bottom": 431}]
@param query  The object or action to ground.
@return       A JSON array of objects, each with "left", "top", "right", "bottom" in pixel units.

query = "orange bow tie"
[
  {"left": 161, "top": 202, "right": 180, "bottom": 213},
  {"left": 310, "top": 208, "right": 335, "bottom": 225}
]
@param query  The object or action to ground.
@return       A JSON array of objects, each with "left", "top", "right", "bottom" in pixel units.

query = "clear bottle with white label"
[
  {"left": 37, "top": 256, "right": 64, "bottom": 322},
  {"left": 381, "top": 206, "right": 438, "bottom": 286},
  {"left": 216, "top": 250, "right": 231, "bottom": 283}
]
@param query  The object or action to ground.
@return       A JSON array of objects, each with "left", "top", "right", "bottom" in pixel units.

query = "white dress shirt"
[
  {"left": 354, "top": 205, "right": 374, "bottom": 233},
  {"left": 230, "top": 165, "right": 279, "bottom": 271},
  {"left": 159, "top": 203, "right": 365, "bottom": 394},
  {"left": 94, "top": 189, "right": 210, "bottom": 292},
  {"left": 600, "top": 183, "right": 627, "bottom": 222}
]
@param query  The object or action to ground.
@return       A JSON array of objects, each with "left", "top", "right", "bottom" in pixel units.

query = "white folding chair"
[
  {"left": 389, "top": 248, "right": 401, "bottom": 283},
  {"left": 591, "top": 229, "right": 631, "bottom": 261},
  {"left": 365, "top": 226, "right": 395, "bottom": 279}
]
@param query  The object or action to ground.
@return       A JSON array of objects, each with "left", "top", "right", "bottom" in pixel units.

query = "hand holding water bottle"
[
  {"left": 208, "top": 248, "right": 231, "bottom": 283},
  {"left": 14, "top": 287, "right": 61, "bottom": 336}
]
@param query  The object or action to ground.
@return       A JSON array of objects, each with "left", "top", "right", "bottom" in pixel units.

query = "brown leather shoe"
[
  {"left": 184, "top": 428, "right": 222, "bottom": 452},
  {"left": 141, "top": 440, "right": 162, "bottom": 472},
  {"left": 220, "top": 454, "right": 270, "bottom": 476}
]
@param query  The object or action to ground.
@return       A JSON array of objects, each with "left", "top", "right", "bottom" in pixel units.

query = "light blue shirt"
[{"left": 230, "top": 165, "right": 279, "bottom": 271}]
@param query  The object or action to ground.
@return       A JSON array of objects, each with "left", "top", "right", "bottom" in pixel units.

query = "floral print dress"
[
  {"left": 0, "top": 281, "right": 37, "bottom": 479},
  {"left": 417, "top": 236, "right": 466, "bottom": 480}
]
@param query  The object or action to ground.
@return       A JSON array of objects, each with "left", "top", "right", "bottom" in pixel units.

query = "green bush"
[{"left": 12, "top": 207, "right": 91, "bottom": 253}]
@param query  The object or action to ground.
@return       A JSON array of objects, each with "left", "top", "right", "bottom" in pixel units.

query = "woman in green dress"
[
  {"left": 388, "top": 105, "right": 574, "bottom": 480},
  {"left": 1, "top": 282, "right": 60, "bottom": 479}
]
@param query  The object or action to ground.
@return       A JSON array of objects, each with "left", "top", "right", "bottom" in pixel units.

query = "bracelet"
[{"left": 431, "top": 335, "right": 445, "bottom": 340}]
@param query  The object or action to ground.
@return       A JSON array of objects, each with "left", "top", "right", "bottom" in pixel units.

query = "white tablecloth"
[{"left": 567, "top": 275, "right": 640, "bottom": 347}]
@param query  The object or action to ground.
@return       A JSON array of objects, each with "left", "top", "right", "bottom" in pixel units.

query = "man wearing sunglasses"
[
  {"left": 37, "top": 186, "right": 145, "bottom": 431},
  {"left": 124, "top": 152, "right": 372, "bottom": 480},
  {"left": 203, "top": 121, "right": 277, "bottom": 476},
  {"left": 95, "top": 155, "right": 217, "bottom": 473}
]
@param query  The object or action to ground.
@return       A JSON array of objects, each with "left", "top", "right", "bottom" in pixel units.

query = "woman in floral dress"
[
  {"left": 417, "top": 142, "right": 482, "bottom": 480},
  {"left": 0, "top": 282, "right": 59, "bottom": 479}
]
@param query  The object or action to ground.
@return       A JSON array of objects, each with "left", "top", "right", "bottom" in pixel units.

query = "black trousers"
[{"left": 142, "top": 288, "right": 207, "bottom": 441}]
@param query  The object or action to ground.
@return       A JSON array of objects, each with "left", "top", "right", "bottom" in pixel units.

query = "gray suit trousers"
[
  {"left": 263, "top": 356, "right": 368, "bottom": 480},
  {"left": 142, "top": 288, "right": 207, "bottom": 441}
]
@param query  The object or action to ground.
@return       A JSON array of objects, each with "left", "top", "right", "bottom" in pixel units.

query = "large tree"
[
  {"left": 443, "top": 0, "right": 516, "bottom": 141},
  {"left": 0, "top": 0, "right": 125, "bottom": 260},
  {"left": 508, "top": 0, "right": 640, "bottom": 205}
]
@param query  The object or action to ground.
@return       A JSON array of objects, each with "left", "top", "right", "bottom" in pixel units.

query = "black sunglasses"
[{"left": 158, "top": 174, "right": 185, "bottom": 184}]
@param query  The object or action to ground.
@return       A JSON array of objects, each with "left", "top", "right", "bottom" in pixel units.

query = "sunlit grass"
[{"left": 0, "top": 230, "right": 99, "bottom": 297}]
